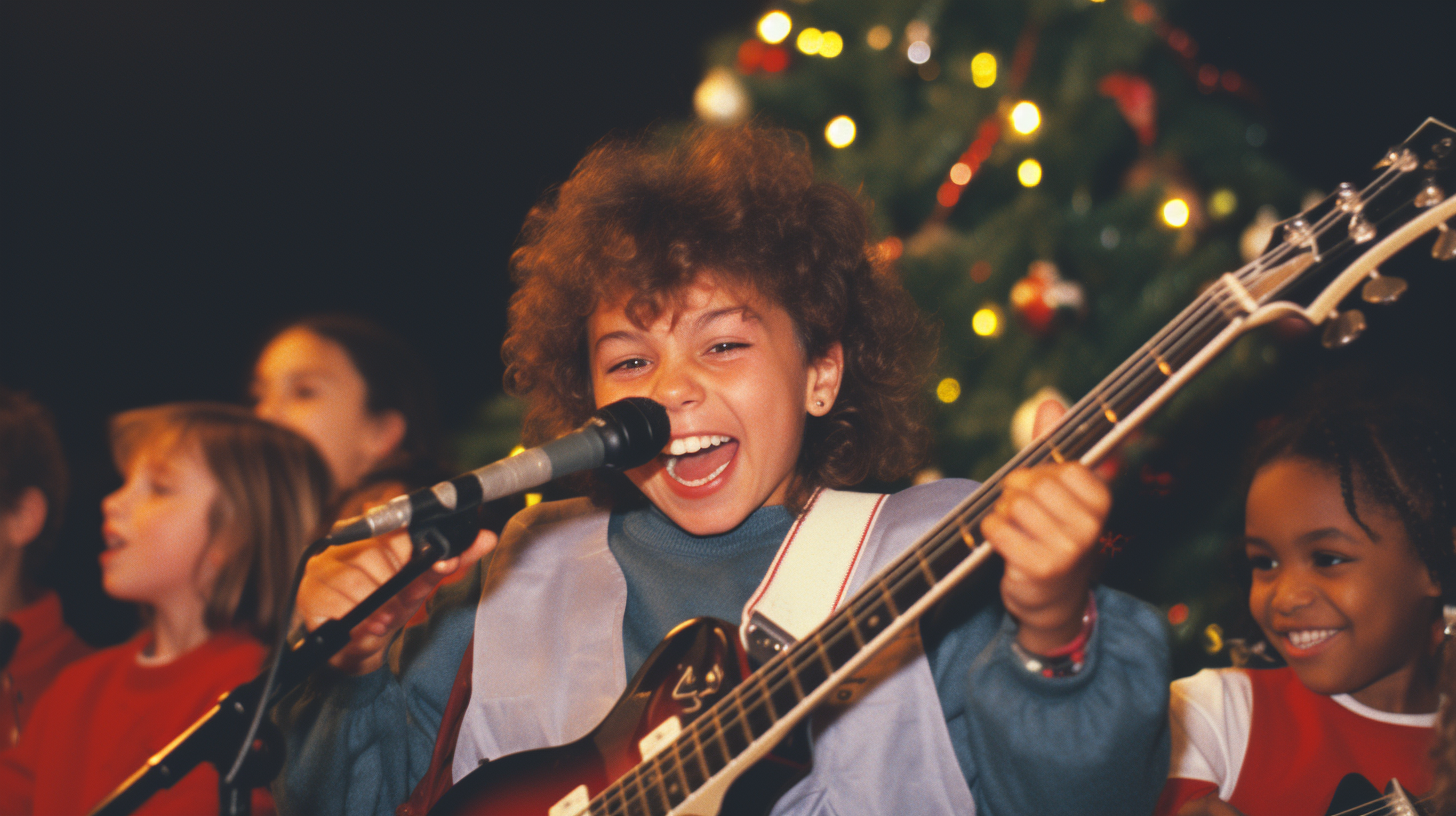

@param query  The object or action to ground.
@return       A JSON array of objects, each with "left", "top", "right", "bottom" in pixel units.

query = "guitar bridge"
[{"left": 744, "top": 613, "right": 796, "bottom": 665}]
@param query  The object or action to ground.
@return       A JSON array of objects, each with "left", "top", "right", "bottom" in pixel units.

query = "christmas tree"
[{"left": 689, "top": 0, "right": 1316, "bottom": 674}]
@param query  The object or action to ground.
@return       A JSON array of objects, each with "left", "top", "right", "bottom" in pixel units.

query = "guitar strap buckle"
[{"left": 743, "top": 612, "right": 796, "bottom": 666}]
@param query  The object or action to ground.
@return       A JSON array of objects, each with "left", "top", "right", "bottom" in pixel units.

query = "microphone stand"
[{"left": 86, "top": 517, "right": 478, "bottom": 816}]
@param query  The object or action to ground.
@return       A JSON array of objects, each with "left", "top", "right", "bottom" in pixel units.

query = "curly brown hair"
[{"left": 503, "top": 123, "right": 934, "bottom": 511}]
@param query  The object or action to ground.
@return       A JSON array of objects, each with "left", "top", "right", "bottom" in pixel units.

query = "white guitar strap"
[{"left": 739, "top": 488, "right": 887, "bottom": 661}]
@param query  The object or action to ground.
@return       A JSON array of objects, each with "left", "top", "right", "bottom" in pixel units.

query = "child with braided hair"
[{"left": 1157, "top": 386, "right": 1456, "bottom": 816}]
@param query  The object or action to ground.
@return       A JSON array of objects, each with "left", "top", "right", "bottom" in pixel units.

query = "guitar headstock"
[{"left": 1238, "top": 117, "right": 1456, "bottom": 347}]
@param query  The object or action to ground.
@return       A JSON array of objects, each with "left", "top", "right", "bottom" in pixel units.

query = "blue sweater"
[{"left": 275, "top": 483, "right": 1171, "bottom": 815}]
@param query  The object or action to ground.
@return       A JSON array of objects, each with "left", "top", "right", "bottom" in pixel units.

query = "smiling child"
[
  {"left": 1157, "top": 390, "right": 1454, "bottom": 816},
  {"left": 276, "top": 124, "right": 1170, "bottom": 816}
]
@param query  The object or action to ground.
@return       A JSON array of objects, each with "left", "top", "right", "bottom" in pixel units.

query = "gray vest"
[{"left": 455, "top": 484, "right": 977, "bottom": 815}]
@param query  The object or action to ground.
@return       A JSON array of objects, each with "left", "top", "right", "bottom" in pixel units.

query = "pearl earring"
[{"left": 815, "top": 400, "right": 825, "bottom": 408}]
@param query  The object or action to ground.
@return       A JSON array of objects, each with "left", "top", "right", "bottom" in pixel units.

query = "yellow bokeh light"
[
  {"left": 1010, "top": 101, "right": 1041, "bottom": 135},
  {"left": 936, "top": 377, "right": 962, "bottom": 403},
  {"left": 509, "top": 445, "right": 526, "bottom": 456},
  {"left": 1017, "top": 158, "right": 1042, "bottom": 187},
  {"left": 866, "top": 25, "right": 892, "bottom": 50},
  {"left": 825, "top": 115, "right": 856, "bottom": 148},
  {"left": 950, "top": 162, "right": 972, "bottom": 186},
  {"left": 970, "top": 52, "right": 997, "bottom": 88},
  {"left": 1162, "top": 198, "right": 1191, "bottom": 228},
  {"left": 796, "top": 27, "right": 823, "bottom": 55},
  {"left": 819, "top": 31, "right": 843, "bottom": 58},
  {"left": 525, "top": 492, "right": 543, "bottom": 507},
  {"left": 1209, "top": 188, "right": 1238, "bottom": 218},
  {"left": 971, "top": 308, "right": 1000, "bottom": 336},
  {"left": 758, "top": 11, "right": 792, "bottom": 44},
  {"left": 1203, "top": 623, "right": 1224, "bottom": 654}
]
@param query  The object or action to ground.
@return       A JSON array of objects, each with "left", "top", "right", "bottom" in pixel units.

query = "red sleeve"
[{"left": 1154, "top": 778, "right": 1220, "bottom": 816}]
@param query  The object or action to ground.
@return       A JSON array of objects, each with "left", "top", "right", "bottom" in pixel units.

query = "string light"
[
  {"left": 757, "top": 11, "right": 791, "bottom": 45},
  {"left": 1010, "top": 101, "right": 1040, "bottom": 135},
  {"left": 866, "top": 25, "right": 892, "bottom": 50},
  {"left": 694, "top": 67, "right": 750, "bottom": 124},
  {"left": 936, "top": 378, "right": 962, "bottom": 403},
  {"left": 907, "top": 41, "right": 931, "bottom": 64},
  {"left": 949, "top": 162, "right": 972, "bottom": 186},
  {"left": 970, "top": 52, "right": 997, "bottom": 88},
  {"left": 796, "top": 28, "right": 823, "bottom": 55},
  {"left": 1017, "top": 158, "right": 1042, "bottom": 187},
  {"left": 1209, "top": 188, "right": 1238, "bottom": 219},
  {"left": 971, "top": 307, "right": 1000, "bottom": 337},
  {"left": 825, "top": 115, "right": 856, "bottom": 148},
  {"left": 1162, "top": 198, "right": 1190, "bottom": 227},
  {"left": 819, "top": 31, "right": 843, "bottom": 58}
]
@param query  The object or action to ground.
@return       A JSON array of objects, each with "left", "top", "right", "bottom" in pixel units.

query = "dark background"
[{"left": 3, "top": 0, "right": 1454, "bottom": 643}]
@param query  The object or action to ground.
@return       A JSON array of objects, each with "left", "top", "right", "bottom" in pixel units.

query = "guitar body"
[{"left": 431, "top": 618, "right": 807, "bottom": 816}]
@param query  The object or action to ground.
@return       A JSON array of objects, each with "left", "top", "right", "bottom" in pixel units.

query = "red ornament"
[
  {"left": 1010, "top": 273, "right": 1054, "bottom": 333},
  {"left": 1098, "top": 72, "right": 1157, "bottom": 146},
  {"left": 1010, "top": 260, "right": 1083, "bottom": 335}
]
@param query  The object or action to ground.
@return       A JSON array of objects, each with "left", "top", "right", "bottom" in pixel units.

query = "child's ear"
[
  {"left": 363, "top": 409, "right": 408, "bottom": 465},
  {"left": 806, "top": 342, "right": 844, "bottom": 417},
  {"left": 1, "top": 487, "right": 48, "bottom": 550}
]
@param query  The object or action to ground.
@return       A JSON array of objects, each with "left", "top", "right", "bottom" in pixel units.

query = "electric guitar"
[{"left": 430, "top": 118, "right": 1456, "bottom": 816}]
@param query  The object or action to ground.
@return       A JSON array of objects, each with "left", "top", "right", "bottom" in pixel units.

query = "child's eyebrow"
[
  {"left": 692, "top": 305, "right": 758, "bottom": 332},
  {"left": 1299, "top": 527, "right": 1366, "bottom": 546}
]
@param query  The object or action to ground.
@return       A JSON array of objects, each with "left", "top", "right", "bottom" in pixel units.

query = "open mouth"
[
  {"left": 1282, "top": 628, "right": 1341, "bottom": 652},
  {"left": 664, "top": 434, "right": 736, "bottom": 487}
]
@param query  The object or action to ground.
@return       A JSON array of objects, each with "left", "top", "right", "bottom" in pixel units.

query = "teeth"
[
  {"left": 667, "top": 435, "right": 729, "bottom": 457},
  {"left": 1285, "top": 629, "right": 1339, "bottom": 650},
  {"left": 665, "top": 457, "right": 731, "bottom": 487}
]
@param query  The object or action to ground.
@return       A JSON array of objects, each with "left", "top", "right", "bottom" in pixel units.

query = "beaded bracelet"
[{"left": 1009, "top": 591, "right": 1098, "bottom": 678}]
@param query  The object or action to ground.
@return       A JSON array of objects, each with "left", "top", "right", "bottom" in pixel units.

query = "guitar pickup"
[{"left": 744, "top": 613, "right": 796, "bottom": 666}]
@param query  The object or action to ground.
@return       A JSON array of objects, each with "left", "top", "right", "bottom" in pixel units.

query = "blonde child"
[
  {"left": 1157, "top": 391, "right": 1453, "bottom": 815},
  {"left": 277, "top": 124, "right": 1171, "bottom": 816},
  {"left": 0, "top": 402, "right": 331, "bottom": 815}
]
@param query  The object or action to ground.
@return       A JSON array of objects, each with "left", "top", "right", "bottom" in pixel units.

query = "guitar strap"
[{"left": 739, "top": 488, "right": 887, "bottom": 663}]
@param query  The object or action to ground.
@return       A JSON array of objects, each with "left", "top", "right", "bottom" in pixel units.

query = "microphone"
[{"left": 324, "top": 397, "right": 669, "bottom": 549}]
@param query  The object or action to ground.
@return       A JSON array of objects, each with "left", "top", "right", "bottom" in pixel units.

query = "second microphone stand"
[{"left": 87, "top": 515, "right": 481, "bottom": 816}]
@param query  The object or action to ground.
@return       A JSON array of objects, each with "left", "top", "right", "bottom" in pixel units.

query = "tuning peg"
[
  {"left": 1361, "top": 271, "right": 1407, "bottom": 304},
  {"left": 1321, "top": 309, "right": 1367, "bottom": 349},
  {"left": 1415, "top": 181, "right": 1446, "bottom": 208},
  {"left": 1335, "top": 182, "right": 1363, "bottom": 212},
  {"left": 1375, "top": 148, "right": 1418, "bottom": 172},
  {"left": 1348, "top": 212, "right": 1376, "bottom": 243},
  {"left": 1435, "top": 222, "right": 1456, "bottom": 261},
  {"left": 1283, "top": 217, "right": 1313, "bottom": 246}
]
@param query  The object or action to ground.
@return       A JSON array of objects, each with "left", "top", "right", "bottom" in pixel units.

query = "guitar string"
[{"left": 593, "top": 156, "right": 1415, "bottom": 814}]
